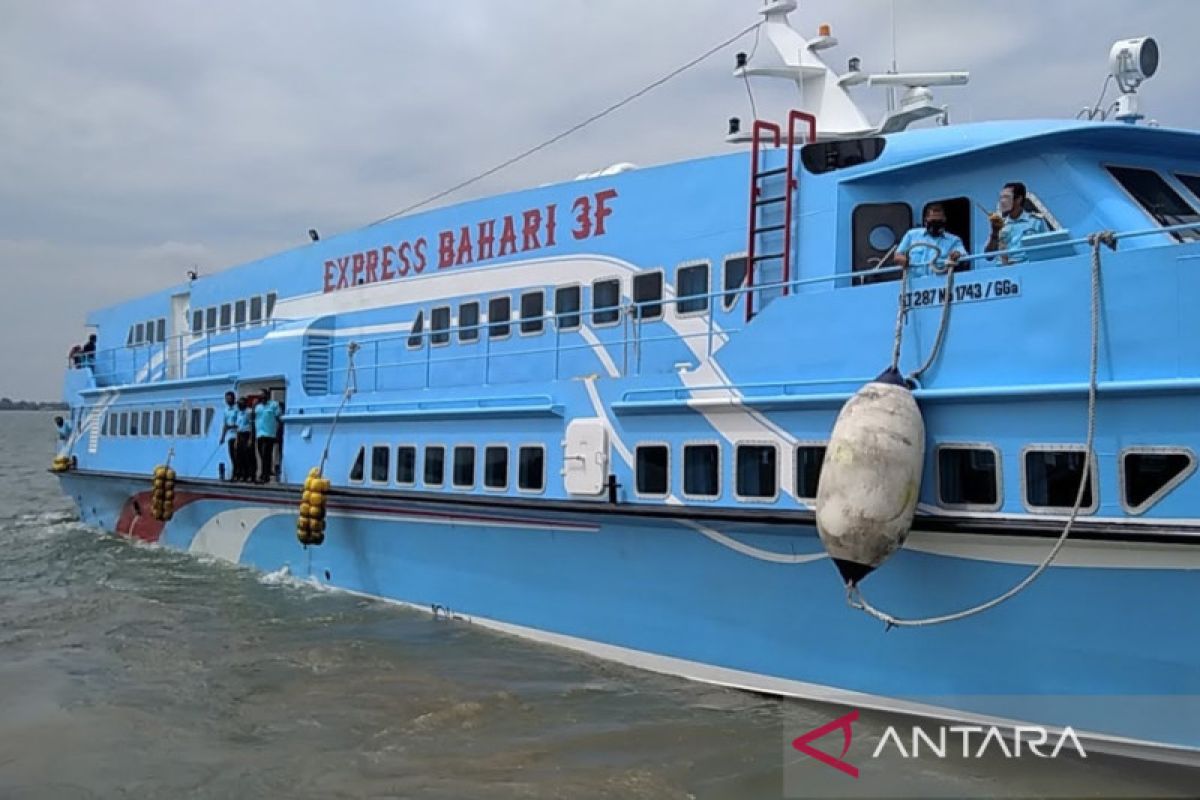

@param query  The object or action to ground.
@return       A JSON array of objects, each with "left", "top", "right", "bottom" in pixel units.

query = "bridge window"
[
  {"left": 423, "top": 445, "right": 445, "bottom": 488},
  {"left": 265, "top": 292, "right": 277, "bottom": 320},
  {"left": 677, "top": 263, "right": 709, "bottom": 315},
  {"left": 453, "top": 445, "right": 476, "bottom": 489},
  {"left": 458, "top": 301, "right": 480, "bottom": 342},
  {"left": 636, "top": 444, "right": 669, "bottom": 497},
  {"left": 937, "top": 445, "right": 1000, "bottom": 510},
  {"left": 484, "top": 445, "right": 508, "bottom": 490},
  {"left": 431, "top": 306, "right": 451, "bottom": 346},
  {"left": 129, "top": 411, "right": 140, "bottom": 436},
  {"left": 152, "top": 410, "right": 162, "bottom": 436},
  {"left": 135, "top": 323, "right": 145, "bottom": 344},
  {"left": 633, "top": 271, "right": 663, "bottom": 320},
  {"left": 141, "top": 411, "right": 151, "bottom": 436},
  {"left": 1024, "top": 447, "right": 1095, "bottom": 512},
  {"left": 1121, "top": 448, "right": 1195, "bottom": 514},
  {"left": 554, "top": 286, "right": 581, "bottom": 331},
  {"left": 234, "top": 300, "right": 247, "bottom": 327},
  {"left": 396, "top": 445, "right": 416, "bottom": 486},
  {"left": 119, "top": 413, "right": 129, "bottom": 436},
  {"left": 1107, "top": 166, "right": 1200, "bottom": 242},
  {"left": 518, "top": 445, "right": 545, "bottom": 492},
  {"left": 592, "top": 278, "right": 620, "bottom": 326},
  {"left": 164, "top": 409, "right": 175, "bottom": 435},
  {"left": 488, "top": 296, "right": 511, "bottom": 339},
  {"left": 177, "top": 407, "right": 188, "bottom": 436},
  {"left": 204, "top": 407, "right": 215, "bottom": 435},
  {"left": 407, "top": 310, "right": 424, "bottom": 349},
  {"left": 801, "top": 137, "right": 886, "bottom": 175},
  {"left": 220, "top": 304, "right": 232, "bottom": 332},
  {"left": 736, "top": 444, "right": 777, "bottom": 500},
  {"left": 191, "top": 309, "right": 203, "bottom": 337},
  {"left": 722, "top": 256, "right": 748, "bottom": 311},
  {"left": 1178, "top": 174, "right": 1200, "bottom": 207},
  {"left": 683, "top": 443, "right": 719, "bottom": 499},
  {"left": 250, "top": 296, "right": 263, "bottom": 325},
  {"left": 349, "top": 446, "right": 365, "bottom": 482},
  {"left": 520, "top": 290, "right": 544, "bottom": 335},
  {"left": 370, "top": 445, "right": 390, "bottom": 483},
  {"left": 205, "top": 307, "right": 217, "bottom": 333},
  {"left": 795, "top": 444, "right": 827, "bottom": 501}
]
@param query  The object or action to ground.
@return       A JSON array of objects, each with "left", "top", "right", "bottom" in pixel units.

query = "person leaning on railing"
[
  {"left": 893, "top": 202, "right": 964, "bottom": 276},
  {"left": 986, "top": 181, "right": 1048, "bottom": 265}
]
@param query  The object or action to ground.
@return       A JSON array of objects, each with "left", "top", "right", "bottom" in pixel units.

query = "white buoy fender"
[{"left": 815, "top": 368, "right": 925, "bottom": 586}]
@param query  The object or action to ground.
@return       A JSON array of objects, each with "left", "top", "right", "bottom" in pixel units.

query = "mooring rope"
[
  {"left": 317, "top": 342, "right": 360, "bottom": 476},
  {"left": 850, "top": 231, "right": 1115, "bottom": 627}
]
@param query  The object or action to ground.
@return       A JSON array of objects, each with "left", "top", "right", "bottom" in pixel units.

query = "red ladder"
[{"left": 745, "top": 110, "right": 817, "bottom": 321}]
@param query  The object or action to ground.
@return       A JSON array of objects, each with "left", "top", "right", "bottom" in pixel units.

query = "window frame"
[
  {"left": 634, "top": 442, "right": 671, "bottom": 499},
  {"left": 190, "top": 408, "right": 202, "bottom": 437},
  {"left": 681, "top": 440, "right": 721, "bottom": 501},
  {"left": 488, "top": 295, "right": 512, "bottom": 340},
  {"left": 675, "top": 261, "right": 710, "bottom": 317},
  {"left": 519, "top": 290, "right": 545, "bottom": 336},
  {"left": 140, "top": 411, "right": 151, "bottom": 437},
  {"left": 590, "top": 277, "right": 621, "bottom": 328},
  {"left": 933, "top": 442, "right": 1003, "bottom": 512},
  {"left": 249, "top": 296, "right": 264, "bottom": 325},
  {"left": 407, "top": 309, "right": 425, "bottom": 350},
  {"left": 191, "top": 309, "right": 203, "bottom": 338},
  {"left": 423, "top": 444, "right": 446, "bottom": 489},
  {"left": 1118, "top": 446, "right": 1196, "bottom": 515},
  {"left": 395, "top": 444, "right": 418, "bottom": 487},
  {"left": 205, "top": 307, "right": 217, "bottom": 333},
  {"left": 369, "top": 443, "right": 391, "bottom": 484},
  {"left": 483, "top": 444, "right": 509, "bottom": 491},
  {"left": 152, "top": 410, "right": 163, "bottom": 437},
  {"left": 722, "top": 254, "right": 749, "bottom": 312},
  {"left": 452, "top": 444, "right": 476, "bottom": 489},
  {"left": 1020, "top": 444, "right": 1099, "bottom": 515},
  {"left": 219, "top": 303, "right": 232, "bottom": 332},
  {"left": 458, "top": 300, "right": 480, "bottom": 343},
  {"left": 234, "top": 300, "right": 247, "bottom": 328},
  {"left": 1104, "top": 163, "right": 1200, "bottom": 243},
  {"left": 430, "top": 305, "right": 451, "bottom": 347},
  {"left": 794, "top": 441, "right": 829, "bottom": 503},
  {"left": 734, "top": 441, "right": 779, "bottom": 503},
  {"left": 516, "top": 444, "right": 547, "bottom": 494},
  {"left": 554, "top": 284, "right": 582, "bottom": 332},
  {"left": 348, "top": 445, "right": 366, "bottom": 483},
  {"left": 632, "top": 269, "right": 664, "bottom": 321}
]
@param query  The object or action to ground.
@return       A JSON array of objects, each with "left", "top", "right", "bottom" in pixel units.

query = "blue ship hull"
[{"left": 58, "top": 470, "right": 1200, "bottom": 765}]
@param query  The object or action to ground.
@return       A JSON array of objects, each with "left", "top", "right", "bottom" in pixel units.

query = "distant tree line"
[{"left": 0, "top": 398, "right": 67, "bottom": 411}]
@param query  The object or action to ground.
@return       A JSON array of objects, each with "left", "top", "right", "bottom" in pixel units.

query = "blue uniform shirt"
[
  {"left": 897, "top": 227, "right": 965, "bottom": 276},
  {"left": 236, "top": 409, "right": 251, "bottom": 433},
  {"left": 223, "top": 405, "right": 238, "bottom": 431},
  {"left": 56, "top": 420, "right": 73, "bottom": 442},
  {"left": 255, "top": 399, "right": 281, "bottom": 439},
  {"left": 997, "top": 212, "right": 1048, "bottom": 263}
]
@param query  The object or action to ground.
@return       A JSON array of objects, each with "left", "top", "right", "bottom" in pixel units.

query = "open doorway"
[{"left": 232, "top": 381, "right": 288, "bottom": 484}]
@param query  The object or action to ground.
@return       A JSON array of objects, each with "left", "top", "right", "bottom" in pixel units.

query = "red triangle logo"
[{"left": 791, "top": 709, "right": 860, "bottom": 778}]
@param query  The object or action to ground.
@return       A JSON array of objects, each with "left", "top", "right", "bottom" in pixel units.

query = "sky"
[{"left": 2, "top": 0, "right": 1197, "bottom": 399}]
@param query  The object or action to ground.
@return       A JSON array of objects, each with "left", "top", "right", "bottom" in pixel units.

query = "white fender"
[{"left": 815, "top": 372, "right": 925, "bottom": 585}]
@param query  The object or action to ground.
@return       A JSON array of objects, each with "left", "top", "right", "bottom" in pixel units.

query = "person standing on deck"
[
  {"left": 235, "top": 397, "right": 253, "bottom": 482},
  {"left": 254, "top": 389, "right": 281, "bottom": 483},
  {"left": 81, "top": 334, "right": 97, "bottom": 369},
  {"left": 985, "top": 181, "right": 1047, "bottom": 264},
  {"left": 219, "top": 392, "right": 238, "bottom": 481},
  {"left": 894, "top": 203, "right": 964, "bottom": 277},
  {"left": 54, "top": 416, "right": 72, "bottom": 445}
]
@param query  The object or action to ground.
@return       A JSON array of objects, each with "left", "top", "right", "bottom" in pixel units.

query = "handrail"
[
  {"left": 746, "top": 119, "right": 783, "bottom": 322},
  {"left": 783, "top": 110, "right": 817, "bottom": 298}
]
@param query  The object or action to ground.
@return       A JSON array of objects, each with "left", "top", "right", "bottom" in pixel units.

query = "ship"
[{"left": 53, "top": 0, "right": 1200, "bottom": 766}]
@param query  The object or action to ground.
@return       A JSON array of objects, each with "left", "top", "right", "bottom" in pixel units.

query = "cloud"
[{"left": 1, "top": 0, "right": 1197, "bottom": 398}]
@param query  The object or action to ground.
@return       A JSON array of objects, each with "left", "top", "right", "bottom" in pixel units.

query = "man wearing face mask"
[
  {"left": 986, "top": 182, "right": 1047, "bottom": 264},
  {"left": 894, "top": 203, "right": 964, "bottom": 277}
]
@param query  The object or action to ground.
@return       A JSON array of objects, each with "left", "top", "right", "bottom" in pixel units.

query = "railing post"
[
  {"left": 706, "top": 300, "right": 715, "bottom": 358},
  {"left": 424, "top": 330, "right": 432, "bottom": 388},
  {"left": 621, "top": 305, "right": 629, "bottom": 377},
  {"left": 483, "top": 325, "right": 491, "bottom": 385},
  {"left": 374, "top": 340, "right": 380, "bottom": 392},
  {"left": 554, "top": 320, "right": 561, "bottom": 380}
]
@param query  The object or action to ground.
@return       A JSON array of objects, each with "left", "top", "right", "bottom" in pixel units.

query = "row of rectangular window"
[
  {"left": 100, "top": 407, "right": 216, "bottom": 438},
  {"left": 127, "top": 317, "right": 167, "bottom": 346},
  {"left": 632, "top": 441, "right": 1195, "bottom": 515},
  {"left": 404, "top": 257, "right": 751, "bottom": 348},
  {"left": 349, "top": 444, "right": 546, "bottom": 493},
  {"left": 191, "top": 292, "right": 277, "bottom": 338}
]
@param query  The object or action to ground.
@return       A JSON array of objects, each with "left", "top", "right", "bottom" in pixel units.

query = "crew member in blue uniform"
[
  {"left": 986, "top": 181, "right": 1047, "bottom": 264},
  {"left": 219, "top": 391, "right": 239, "bottom": 481},
  {"left": 894, "top": 203, "right": 964, "bottom": 276},
  {"left": 254, "top": 389, "right": 282, "bottom": 483},
  {"left": 235, "top": 397, "right": 253, "bottom": 482},
  {"left": 54, "top": 415, "right": 72, "bottom": 444}
]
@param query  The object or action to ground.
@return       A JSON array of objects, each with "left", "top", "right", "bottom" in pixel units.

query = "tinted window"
[
  {"left": 152, "top": 410, "right": 162, "bottom": 436},
  {"left": 801, "top": 137, "right": 886, "bottom": 174},
  {"left": 635, "top": 444, "right": 669, "bottom": 496},
  {"left": 632, "top": 272, "right": 663, "bottom": 320},
  {"left": 407, "top": 310, "right": 424, "bottom": 348},
  {"left": 130, "top": 412, "right": 140, "bottom": 436},
  {"left": 1025, "top": 450, "right": 1093, "bottom": 509},
  {"left": 736, "top": 445, "right": 777, "bottom": 498},
  {"left": 177, "top": 407, "right": 188, "bottom": 435},
  {"left": 135, "top": 323, "right": 145, "bottom": 344},
  {"left": 396, "top": 446, "right": 417, "bottom": 486},
  {"left": 683, "top": 444, "right": 719, "bottom": 498},
  {"left": 1123, "top": 450, "right": 1193, "bottom": 511},
  {"left": 192, "top": 309, "right": 203, "bottom": 336},
  {"left": 120, "top": 413, "right": 129, "bottom": 436},
  {"left": 484, "top": 445, "right": 508, "bottom": 489},
  {"left": 592, "top": 279, "right": 620, "bottom": 326},
  {"left": 1178, "top": 174, "right": 1200, "bottom": 205},
  {"left": 554, "top": 286, "right": 581, "bottom": 330},
  {"left": 795, "top": 445, "right": 827, "bottom": 500},
  {"left": 677, "top": 264, "right": 709, "bottom": 314},
  {"left": 265, "top": 292, "right": 277, "bottom": 319},
  {"left": 220, "top": 304, "right": 232, "bottom": 331},
  {"left": 249, "top": 296, "right": 263, "bottom": 324},
  {"left": 723, "top": 257, "right": 748, "bottom": 311},
  {"left": 520, "top": 291, "right": 544, "bottom": 334},
  {"left": 349, "top": 447, "right": 365, "bottom": 481},
  {"left": 235, "top": 300, "right": 247, "bottom": 327},
  {"left": 1107, "top": 166, "right": 1200, "bottom": 242},
  {"left": 371, "top": 445, "right": 390, "bottom": 482},
  {"left": 164, "top": 409, "right": 175, "bottom": 434},
  {"left": 488, "top": 297, "right": 511, "bottom": 338},
  {"left": 458, "top": 301, "right": 480, "bottom": 342},
  {"left": 205, "top": 307, "right": 217, "bottom": 332},
  {"left": 938, "top": 447, "right": 999, "bottom": 507},
  {"left": 453, "top": 446, "right": 475, "bottom": 488},
  {"left": 156, "top": 319, "right": 166, "bottom": 343},
  {"left": 518, "top": 446, "right": 545, "bottom": 492},
  {"left": 431, "top": 306, "right": 451, "bottom": 345},
  {"left": 204, "top": 407, "right": 215, "bottom": 434},
  {"left": 190, "top": 408, "right": 201, "bottom": 437},
  {"left": 141, "top": 411, "right": 150, "bottom": 436},
  {"left": 424, "top": 445, "right": 445, "bottom": 487}
]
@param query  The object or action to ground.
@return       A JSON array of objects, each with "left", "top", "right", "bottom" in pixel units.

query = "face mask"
[{"left": 926, "top": 219, "right": 946, "bottom": 236}]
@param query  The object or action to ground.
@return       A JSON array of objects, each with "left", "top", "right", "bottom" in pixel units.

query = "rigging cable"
[{"left": 368, "top": 21, "right": 763, "bottom": 226}]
